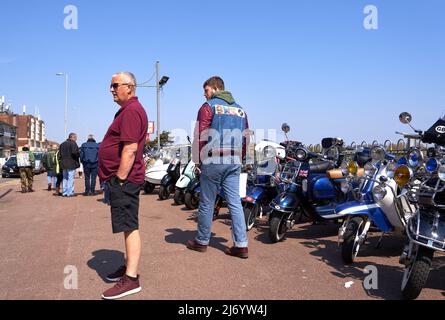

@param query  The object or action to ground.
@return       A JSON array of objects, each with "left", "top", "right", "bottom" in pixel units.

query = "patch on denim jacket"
[{"left": 214, "top": 105, "right": 245, "bottom": 118}]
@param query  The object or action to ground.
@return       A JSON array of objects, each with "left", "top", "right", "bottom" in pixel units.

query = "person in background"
[
  {"left": 58, "top": 133, "right": 80, "bottom": 197},
  {"left": 17, "top": 145, "right": 35, "bottom": 193},
  {"left": 80, "top": 134, "right": 100, "bottom": 196},
  {"left": 43, "top": 145, "right": 58, "bottom": 191},
  {"left": 53, "top": 146, "right": 63, "bottom": 196}
]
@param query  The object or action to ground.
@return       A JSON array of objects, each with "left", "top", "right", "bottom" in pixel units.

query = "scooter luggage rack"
[
  {"left": 280, "top": 161, "right": 302, "bottom": 184},
  {"left": 253, "top": 158, "right": 280, "bottom": 187}
]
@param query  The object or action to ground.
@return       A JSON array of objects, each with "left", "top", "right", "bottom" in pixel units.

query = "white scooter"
[
  {"left": 143, "top": 149, "right": 171, "bottom": 194},
  {"left": 173, "top": 159, "right": 196, "bottom": 205}
]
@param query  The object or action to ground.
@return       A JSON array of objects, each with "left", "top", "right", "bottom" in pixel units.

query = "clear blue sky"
[{"left": 1, "top": 0, "right": 444, "bottom": 146}]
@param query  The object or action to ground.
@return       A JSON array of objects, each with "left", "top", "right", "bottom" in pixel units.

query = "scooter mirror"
[
  {"left": 281, "top": 123, "right": 290, "bottom": 133},
  {"left": 399, "top": 112, "right": 413, "bottom": 124}
]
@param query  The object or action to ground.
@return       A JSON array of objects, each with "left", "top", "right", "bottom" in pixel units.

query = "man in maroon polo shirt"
[{"left": 99, "top": 72, "right": 148, "bottom": 300}]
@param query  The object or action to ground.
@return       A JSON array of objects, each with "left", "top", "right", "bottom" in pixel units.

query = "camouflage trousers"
[{"left": 19, "top": 168, "right": 34, "bottom": 192}]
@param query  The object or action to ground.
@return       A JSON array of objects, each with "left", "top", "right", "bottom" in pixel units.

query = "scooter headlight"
[
  {"left": 364, "top": 162, "right": 377, "bottom": 177},
  {"left": 371, "top": 146, "right": 385, "bottom": 162},
  {"left": 373, "top": 185, "right": 387, "bottom": 201},
  {"left": 426, "top": 158, "right": 439, "bottom": 173},
  {"left": 348, "top": 161, "right": 359, "bottom": 175},
  {"left": 408, "top": 149, "right": 423, "bottom": 168},
  {"left": 295, "top": 148, "right": 307, "bottom": 161},
  {"left": 386, "top": 162, "right": 397, "bottom": 179},
  {"left": 394, "top": 165, "right": 412, "bottom": 187},
  {"left": 397, "top": 157, "right": 408, "bottom": 166},
  {"left": 439, "top": 165, "right": 445, "bottom": 181}
]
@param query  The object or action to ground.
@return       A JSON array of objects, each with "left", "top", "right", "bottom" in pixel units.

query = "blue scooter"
[
  {"left": 268, "top": 136, "right": 363, "bottom": 242},
  {"left": 242, "top": 157, "right": 284, "bottom": 231}
]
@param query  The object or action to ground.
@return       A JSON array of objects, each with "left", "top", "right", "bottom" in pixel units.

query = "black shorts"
[{"left": 108, "top": 178, "right": 142, "bottom": 234}]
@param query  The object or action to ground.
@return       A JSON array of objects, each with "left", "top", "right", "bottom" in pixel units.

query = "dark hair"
[
  {"left": 69, "top": 133, "right": 77, "bottom": 139},
  {"left": 203, "top": 76, "right": 225, "bottom": 91}
]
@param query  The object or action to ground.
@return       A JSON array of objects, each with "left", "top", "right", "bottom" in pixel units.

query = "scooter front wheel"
[
  {"left": 158, "top": 185, "right": 171, "bottom": 200},
  {"left": 174, "top": 189, "right": 185, "bottom": 205},
  {"left": 184, "top": 191, "right": 199, "bottom": 210},
  {"left": 143, "top": 182, "right": 155, "bottom": 194},
  {"left": 269, "top": 210, "right": 288, "bottom": 243},
  {"left": 401, "top": 245, "right": 434, "bottom": 300},
  {"left": 341, "top": 217, "right": 365, "bottom": 264},
  {"left": 244, "top": 203, "right": 259, "bottom": 231}
]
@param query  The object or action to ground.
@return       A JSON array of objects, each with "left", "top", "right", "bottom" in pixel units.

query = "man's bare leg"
[{"left": 124, "top": 230, "right": 141, "bottom": 277}]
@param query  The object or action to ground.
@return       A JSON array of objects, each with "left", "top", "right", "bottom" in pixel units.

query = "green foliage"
[{"left": 146, "top": 131, "right": 173, "bottom": 148}]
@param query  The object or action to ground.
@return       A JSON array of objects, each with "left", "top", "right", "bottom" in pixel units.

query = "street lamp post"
[
  {"left": 56, "top": 72, "right": 68, "bottom": 138},
  {"left": 138, "top": 62, "right": 169, "bottom": 149}
]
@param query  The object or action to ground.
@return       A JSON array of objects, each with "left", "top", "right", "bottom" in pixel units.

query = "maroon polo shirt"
[{"left": 99, "top": 96, "right": 148, "bottom": 185}]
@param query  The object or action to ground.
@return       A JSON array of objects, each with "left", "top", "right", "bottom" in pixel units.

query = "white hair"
[{"left": 113, "top": 72, "right": 137, "bottom": 93}]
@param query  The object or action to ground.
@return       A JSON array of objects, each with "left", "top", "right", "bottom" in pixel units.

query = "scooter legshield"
[
  {"left": 185, "top": 178, "right": 201, "bottom": 193},
  {"left": 161, "top": 174, "right": 173, "bottom": 187},
  {"left": 270, "top": 192, "right": 301, "bottom": 213},
  {"left": 335, "top": 200, "right": 393, "bottom": 233},
  {"left": 243, "top": 186, "right": 265, "bottom": 204},
  {"left": 175, "top": 176, "right": 191, "bottom": 189}
]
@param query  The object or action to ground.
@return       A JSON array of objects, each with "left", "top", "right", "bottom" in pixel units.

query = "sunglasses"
[{"left": 110, "top": 83, "right": 133, "bottom": 89}]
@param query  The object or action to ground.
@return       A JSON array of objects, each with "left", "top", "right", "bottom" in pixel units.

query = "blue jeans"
[
  {"left": 83, "top": 164, "right": 98, "bottom": 193},
  {"left": 47, "top": 171, "right": 56, "bottom": 188},
  {"left": 62, "top": 169, "right": 76, "bottom": 196},
  {"left": 195, "top": 163, "right": 248, "bottom": 248}
]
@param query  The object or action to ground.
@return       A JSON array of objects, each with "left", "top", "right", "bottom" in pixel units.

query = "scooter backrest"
[{"left": 326, "top": 169, "right": 343, "bottom": 179}]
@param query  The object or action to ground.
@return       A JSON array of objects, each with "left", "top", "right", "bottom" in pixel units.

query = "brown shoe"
[
  {"left": 186, "top": 240, "right": 207, "bottom": 253},
  {"left": 28, "top": 189, "right": 35, "bottom": 193},
  {"left": 102, "top": 275, "right": 141, "bottom": 300},
  {"left": 225, "top": 246, "right": 249, "bottom": 259},
  {"left": 47, "top": 184, "right": 52, "bottom": 191}
]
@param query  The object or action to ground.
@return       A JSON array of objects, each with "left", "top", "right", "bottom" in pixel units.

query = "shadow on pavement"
[
  {"left": 0, "top": 188, "right": 12, "bottom": 200},
  {"left": 87, "top": 249, "right": 125, "bottom": 283},
  {"left": 283, "top": 224, "right": 445, "bottom": 299},
  {"left": 165, "top": 228, "right": 228, "bottom": 252}
]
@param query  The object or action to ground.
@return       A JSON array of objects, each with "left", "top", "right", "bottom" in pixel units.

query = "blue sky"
[{"left": 1, "top": 0, "right": 444, "bottom": 146}]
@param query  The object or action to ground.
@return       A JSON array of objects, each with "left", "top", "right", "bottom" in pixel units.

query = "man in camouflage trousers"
[{"left": 17, "top": 145, "right": 35, "bottom": 193}]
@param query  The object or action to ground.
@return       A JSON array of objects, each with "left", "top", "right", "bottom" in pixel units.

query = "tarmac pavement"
[{"left": 1, "top": 174, "right": 445, "bottom": 300}]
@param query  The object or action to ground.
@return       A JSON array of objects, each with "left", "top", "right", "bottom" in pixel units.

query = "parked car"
[{"left": 2, "top": 156, "right": 20, "bottom": 178}]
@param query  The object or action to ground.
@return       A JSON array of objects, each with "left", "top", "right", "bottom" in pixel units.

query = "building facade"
[
  {"left": 0, "top": 121, "right": 17, "bottom": 158},
  {"left": 0, "top": 113, "right": 46, "bottom": 152}
]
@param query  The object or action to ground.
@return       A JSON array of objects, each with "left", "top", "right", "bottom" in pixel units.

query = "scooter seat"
[{"left": 309, "top": 161, "right": 335, "bottom": 174}]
